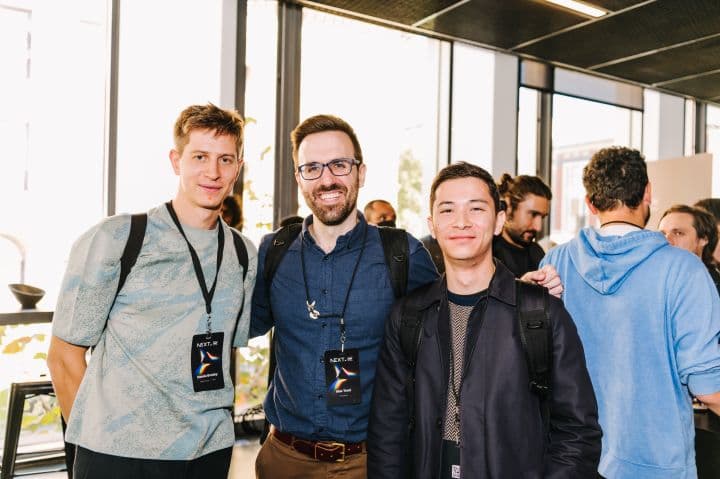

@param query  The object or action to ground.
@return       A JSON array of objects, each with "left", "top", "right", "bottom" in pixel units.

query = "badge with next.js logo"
[
  {"left": 190, "top": 332, "right": 225, "bottom": 392},
  {"left": 324, "top": 349, "right": 361, "bottom": 406}
]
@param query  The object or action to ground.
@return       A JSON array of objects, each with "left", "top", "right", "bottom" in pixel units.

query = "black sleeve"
[
  {"left": 367, "top": 299, "right": 412, "bottom": 479},
  {"left": 249, "top": 233, "right": 274, "bottom": 338},
  {"left": 544, "top": 297, "right": 603, "bottom": 478}
]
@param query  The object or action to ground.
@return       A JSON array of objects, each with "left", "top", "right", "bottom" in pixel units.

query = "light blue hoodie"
[{"left": 542, "top": 227, "right": 720, "bottom": 479}]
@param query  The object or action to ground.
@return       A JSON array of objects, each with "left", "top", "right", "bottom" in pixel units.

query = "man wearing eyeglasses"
[{"left": 250, "top": 114, "right": 439, "bottom": 478}]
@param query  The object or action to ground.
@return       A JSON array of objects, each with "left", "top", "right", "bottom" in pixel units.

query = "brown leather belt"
[{"left": 272, "top": 429, "right": 365, "bottom": 462}]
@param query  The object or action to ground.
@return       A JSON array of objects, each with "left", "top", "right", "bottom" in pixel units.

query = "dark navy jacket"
[
  {"left": 250, "top": 213, "right": 438, "bottom": 442},
  {"left": 368, "top": 261, "right": 601, "bottom": 478}
]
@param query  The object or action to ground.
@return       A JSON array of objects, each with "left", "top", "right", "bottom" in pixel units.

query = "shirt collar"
[
  {"left": 596, "top": 223, "right": 643, "bottom": 236},
  {"left": 301, "top": 211, "right": 367, "bottom": 251}
]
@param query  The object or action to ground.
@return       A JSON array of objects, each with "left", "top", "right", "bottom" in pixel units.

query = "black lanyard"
[
  {"left": 300, "top": 222, "right": 368, "bottom": 351},
  {"left": 165, "top": 201, "right": 224, "bottom": 334}
]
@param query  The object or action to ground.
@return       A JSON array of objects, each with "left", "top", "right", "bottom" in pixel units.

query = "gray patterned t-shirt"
[{"left": 52, "top": 204, "right": 257, "bottom": 460}]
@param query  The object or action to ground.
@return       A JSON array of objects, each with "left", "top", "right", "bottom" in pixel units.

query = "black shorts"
[{"left": 73, "top": 445, "right": 232, "bottom": 479}]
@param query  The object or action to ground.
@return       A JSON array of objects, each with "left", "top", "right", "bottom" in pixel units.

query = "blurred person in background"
[
  {"left": 494, "top": 174, "right": 552, "bottom": 277},
  {"left": 695, "top": 198, "right": 720, "bottom": 266},
  {"left": 659, "top": 204, "right": 720, "bottom": 296},
  {"left": 221, "top": 194, "right": 243, "bottom": 230},
  {"left": 363, "top": 199, "right": 397, "bottom": 227}
]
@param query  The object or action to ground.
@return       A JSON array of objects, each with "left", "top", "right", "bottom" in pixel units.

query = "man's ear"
[
  {"left": 170, "top": 150, "right": 181, "bottom": 175},
  {"left": 585, "top": 196, "right": 599, "bottom": 215},
  {"left": 427, "top": 215, "right": 436, "bottom": 239},
  {"left": 358, "top": 163, "right": 367, "bottom": 188},
  {"left": 494, "top": 210, "right": 506, "bottom": 236},
  {"left": 643, "top": 181, "right": 652, "bottom": 206}
]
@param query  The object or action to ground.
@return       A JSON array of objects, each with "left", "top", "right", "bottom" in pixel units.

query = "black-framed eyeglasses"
[{"left": 297, "top": 158, "right": 360, "bottom": 180}]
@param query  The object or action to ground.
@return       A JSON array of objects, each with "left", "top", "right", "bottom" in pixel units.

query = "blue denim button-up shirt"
[{"left": 250, "top": 213, "right": 438, "bottom": 442}]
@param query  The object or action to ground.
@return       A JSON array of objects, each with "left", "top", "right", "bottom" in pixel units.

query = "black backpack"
[
  {"left": 116, "top": 213, "right": 249, "bottom": 299},
  {"left": 259, "top": 223, "right": 410, "bottom": 442},
  {"left": 398, "top": 279, "right": 552, "bottom": 442}
]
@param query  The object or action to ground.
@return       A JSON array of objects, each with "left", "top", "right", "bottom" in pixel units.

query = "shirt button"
[
  {"left": 322, "top": 323, "right": 327, "bottom": 328},
  {"left": 322, "top": 289, "right": 328, "bottom": 294},
  {"left": 323, "top": 256, "right": 329, "bottom": 261},
  {"left": 317, "top": 394, "right": 323, "bottom": 399},
  {"left": 320, "top": 356, "right": 324, "bottom": 363}
]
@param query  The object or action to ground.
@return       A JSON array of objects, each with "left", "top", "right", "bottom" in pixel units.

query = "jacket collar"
[{"left": 413, "top": 258, "right": 519, "bottom": 310}]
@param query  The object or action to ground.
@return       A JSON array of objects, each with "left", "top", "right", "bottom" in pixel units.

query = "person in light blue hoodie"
[{"left": 541, "top": 146, "right": 720, "bottom": 479}]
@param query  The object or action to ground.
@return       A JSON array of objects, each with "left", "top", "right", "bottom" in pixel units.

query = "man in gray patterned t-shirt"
[
  {"left": 47, "top": 104, "right": 257, "bottom": 479},
  {"left": 368, "top": 162, "right": 601, "bottom": 479}
]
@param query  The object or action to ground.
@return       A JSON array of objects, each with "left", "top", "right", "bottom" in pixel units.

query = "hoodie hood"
[{"left": 567, "top": 227, "right": 668, "bottom": 295}]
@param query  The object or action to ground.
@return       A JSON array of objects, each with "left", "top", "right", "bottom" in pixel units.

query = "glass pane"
[
  {"left": 233, "top": 0, "right": 278, "bottom": 417},
  {"left": 517, "top": 87, "right": 540, "bottom": 176},
  {"left": 550, "top": 94, "right": 643, "bottom": 244},
  {"left": 707, "top": 104, "right": 720, "bottom": 196},
  {"left": 0, "top": 1, "right": 107, "bottom": 311},
  {"left": 684, "top": 99, "right": 695, "bottom": 156},
  {"left": 299, "top": 9, "right": 450, "bottom": 237},
  {"left": 242, "top": 0, "right": 277, "bottom": 245},
  {"left": 116, "top": 0, "right": 228, "bottom": 214},
  {"left": 0, "top": 0, "right": 106, "bottom": 454},
  {"left": 451, "top": 43, "right": 494, "bottom": 171}
]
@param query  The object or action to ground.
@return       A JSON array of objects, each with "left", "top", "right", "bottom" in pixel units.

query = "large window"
[
  {"left": 232, "top": 0, "right": 278, "bottom": 418},
  {"left": 299, "top": 9, "right": 450, "bottom": 237},
  {"left": 241, "top": 0, "right": 277, "bottom": 246},
  {"left": 517, "top": 87, "right": 541, "bottom": 176},
  {"left": 707, "top": 104, "right": 720, "bottom": 195},
  {"left": 115, "top": 0, "right": 235, "bottom": 214},
  {"left": 450, "top": 43, "right": 494, "bottom": 171},
  {"left": 0, "top": 0, "right": 109, "bottom": 458},
  {"left": 550, "top": 95, "right": 642, "bottom": 244}
]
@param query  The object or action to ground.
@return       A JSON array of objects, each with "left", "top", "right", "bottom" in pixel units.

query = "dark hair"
[
  {"left": 174, "top": 103, "right": 244, "bottom": 155},
  {"left": 497, "top": 174, "right": 552, "bottom": 212},
  {"left": 695, "top": 198, "right": 720, "bottom": 223},
  {"left": 222, "top": 195, "right": 242, "bottom": 229},
  {"left": 661, "top": 204, "right": 718, "bottom": 266},
  {"left": 583, "top": 147, "right": 648, "bottom": 212},
  {"left": 291, "top": 114, "right": 363, "bottom": 168},
  {"left": 429, "top": 162, "right": 503, "bottom": 214}
]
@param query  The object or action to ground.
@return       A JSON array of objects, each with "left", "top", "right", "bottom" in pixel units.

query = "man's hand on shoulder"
[{"left": 521, "top": 264, "right": 563, "bottom": 298}]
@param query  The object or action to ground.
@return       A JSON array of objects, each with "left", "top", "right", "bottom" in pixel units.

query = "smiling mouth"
[{"left": 315, "top": 189, "right": 345, "bottom": 202}]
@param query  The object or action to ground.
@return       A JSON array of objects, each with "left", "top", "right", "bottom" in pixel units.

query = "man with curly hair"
[{"left": 541, "top": 146, "right": 720, "bottom": 478}]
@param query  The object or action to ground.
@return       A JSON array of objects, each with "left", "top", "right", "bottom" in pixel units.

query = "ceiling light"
[{"left": 545, "top": 0, "right": 608, "bottom": 18}]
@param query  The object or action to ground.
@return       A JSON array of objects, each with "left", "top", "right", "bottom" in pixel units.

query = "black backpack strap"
[
  {"left": 399, "top": 300, "right": 425, "bottom": 432},
  {"left": 230, "top": 229, "right": 249, "bottom": 281},
  {"left": 378, "top": 226, "right": 409, "bottom": 298},
  {"left": 117, "top": 213, "right": 147, "bottom": 296},
  {"left": 260, "top": 222, "right": 302, "bottom": 444},
  {"left": 515, "top": 280, "right": 552, "bottom": 429},
  {"left": 263, "top": 223, "right": 303, "bottom": 285},
  {"left": 398, "top": 293, "right": 432, "bottom": 479}
]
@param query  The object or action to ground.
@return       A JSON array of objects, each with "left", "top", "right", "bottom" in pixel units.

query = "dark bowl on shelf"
[{"left": 8, "top": 283, "right": 45, "bottom": 309}]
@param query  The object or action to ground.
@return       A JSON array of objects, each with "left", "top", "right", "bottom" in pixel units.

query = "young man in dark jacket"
[{"left": 368, "top": 162, "right": 601, "bottom": 479}]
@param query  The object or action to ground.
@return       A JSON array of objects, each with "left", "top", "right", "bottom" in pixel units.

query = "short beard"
[
  {"left": 310, "top": 201, "right": 356, "bottom": 226},
  {"left": 303, "top": 183, "right": 358, "bottom": 226},
  {"left": 507, "top": 227, "right": 535, "bottom": 247}
]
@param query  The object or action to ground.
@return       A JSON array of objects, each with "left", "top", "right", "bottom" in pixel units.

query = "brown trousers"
[{"left": 254, "top": 433, "right": 367, "bottom": 479}]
